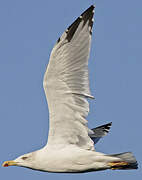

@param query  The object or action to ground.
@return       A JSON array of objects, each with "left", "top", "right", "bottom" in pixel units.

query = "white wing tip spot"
[{"left": 65, "top": 29, "right": 69, "bottom": 33}]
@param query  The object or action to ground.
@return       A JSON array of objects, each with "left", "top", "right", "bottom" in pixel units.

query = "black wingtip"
[
  {"left": 96, "top": 122, "right": 112, "bottom": 131},
  {"left": 56, "top": 5, "right": 95, "bottom": 43},
  {"left": 105, "top": 122, "right": 112, "bottom": 128},
  {"left": 80, "top": 5, "right": 95, "bottom": 16},
  {"left": 65, "top": 5, "right": 95, "bottom": 42},
  {"left": 81, "top": 5, "right": 95, "bottom": 34}
]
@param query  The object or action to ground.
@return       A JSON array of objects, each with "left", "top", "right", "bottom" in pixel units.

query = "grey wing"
[
  {"left": 89, "top": 122, "right": 112, "bottom": 144},
  {"left": 43, "top": 6, "right": 95, "bottom": 150}
]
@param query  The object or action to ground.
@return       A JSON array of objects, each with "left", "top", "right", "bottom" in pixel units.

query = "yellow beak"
[{"left": 2, "top": 160, "right": 17, "bottom": 167}]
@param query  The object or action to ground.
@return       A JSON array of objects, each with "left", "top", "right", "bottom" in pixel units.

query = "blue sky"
[{"left": 0, "top": 0, "right": 141, "bottom": 179}]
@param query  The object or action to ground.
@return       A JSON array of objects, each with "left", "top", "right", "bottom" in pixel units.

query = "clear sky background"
[{"left": 0, "top": 0, "right": 141, "bottom": 179}]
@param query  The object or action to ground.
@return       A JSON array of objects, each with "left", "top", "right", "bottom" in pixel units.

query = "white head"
[{"left": 2, "top": 152, "right": 36, "bottom": 169}]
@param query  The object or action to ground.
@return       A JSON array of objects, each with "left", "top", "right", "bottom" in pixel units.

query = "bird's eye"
[{"left": 21, "top": 156, "right": 28, "bottom": 160}]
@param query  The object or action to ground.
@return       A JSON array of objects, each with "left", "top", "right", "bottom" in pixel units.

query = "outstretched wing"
[{"left": 43, "top": 5, "right": 95, "bottom": 150}]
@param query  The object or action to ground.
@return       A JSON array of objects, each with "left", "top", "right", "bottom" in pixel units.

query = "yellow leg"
[{"left": 108, "top": 161, "right": 129, "bottom": 170}]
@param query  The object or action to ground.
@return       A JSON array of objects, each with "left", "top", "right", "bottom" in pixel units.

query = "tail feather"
[{"left": 108, "top": 152, "right": 138, "bottom": 170}]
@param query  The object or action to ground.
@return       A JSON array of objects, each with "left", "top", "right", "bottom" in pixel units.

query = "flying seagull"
[{"left": 2, "top": 5, "right": 138, "bottom": 173}]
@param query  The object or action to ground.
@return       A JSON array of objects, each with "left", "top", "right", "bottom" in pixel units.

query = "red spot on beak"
[{"left": 3, "top": 163, "right": 9, "bottom": 167}]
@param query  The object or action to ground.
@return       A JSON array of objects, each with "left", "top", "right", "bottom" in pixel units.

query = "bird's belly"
[{"left": 38, "top": 148, "right": 104, "bottom": 173}]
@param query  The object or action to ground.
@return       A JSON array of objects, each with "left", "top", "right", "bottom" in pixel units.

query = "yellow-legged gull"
[{"left": 2, "top": 5, "right": 138, "bottom": 173}]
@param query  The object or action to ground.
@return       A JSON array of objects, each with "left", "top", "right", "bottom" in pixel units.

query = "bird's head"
[{"left": 2, "top": 152, "right": 35, "bottom": 168}]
